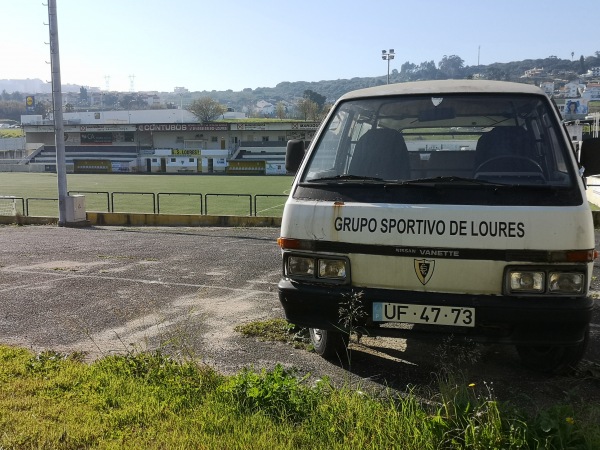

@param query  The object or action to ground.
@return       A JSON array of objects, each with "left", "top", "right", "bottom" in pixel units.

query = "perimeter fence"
[{"left": 2, "top": 191, "right": 289, "bottom": 217}]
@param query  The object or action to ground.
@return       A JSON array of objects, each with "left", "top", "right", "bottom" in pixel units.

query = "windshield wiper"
[
  {"left": 400, "top": 176, "right": 565, "bottom": 190},
  {"left": 400, "top": 176, "right": 508, "bottom": 187},
  {"left": 308, "top": 174, "right": 385, "bottom": 183}
]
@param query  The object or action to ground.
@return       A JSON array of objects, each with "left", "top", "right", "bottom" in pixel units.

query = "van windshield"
[{"left": 302, "top": 94, "right": 575, "bottom": 188}]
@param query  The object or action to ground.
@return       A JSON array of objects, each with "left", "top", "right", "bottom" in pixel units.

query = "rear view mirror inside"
[{"left": 418, "top": 107, "right": 455, "bottom": 122}]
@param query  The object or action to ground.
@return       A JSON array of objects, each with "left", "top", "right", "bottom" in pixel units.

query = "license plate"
[{"left": 373, "top": 302, "right": 475, "bottom": 327}]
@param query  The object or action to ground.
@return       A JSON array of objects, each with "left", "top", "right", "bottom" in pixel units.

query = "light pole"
[
  {"left": 381, "top": 49, "right": 395, "bottom": 84},
  {"left": 179, "top": 93, "right": 184, "bottom": 123}
]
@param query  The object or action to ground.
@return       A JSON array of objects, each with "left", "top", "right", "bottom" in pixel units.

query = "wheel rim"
[{"left": 311, "top": 328, "right": 324, "bottom": 344}]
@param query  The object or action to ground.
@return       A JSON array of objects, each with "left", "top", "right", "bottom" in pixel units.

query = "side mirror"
[
  {"left": 579, "top": 138, "right": 600, "bottom": 176},
  {"left": 286, "top": 139, "right": 305, "bottom": 174}
]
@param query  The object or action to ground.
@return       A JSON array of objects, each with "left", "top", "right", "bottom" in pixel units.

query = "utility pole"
[{"left": 47, "top": 0, "right": 68, "bottom": 226}]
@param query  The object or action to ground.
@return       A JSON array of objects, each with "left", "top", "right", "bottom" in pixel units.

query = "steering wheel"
[{"left": 474, "top": 155, "right": 545, "bottom": 179}]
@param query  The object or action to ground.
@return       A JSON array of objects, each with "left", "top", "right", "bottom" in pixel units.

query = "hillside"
[
  {"left": 189, "top": 53, "right": 600, "bottom": 107},
  {"left": 2, "top": 52, "right": 599, "bottom": 118}
]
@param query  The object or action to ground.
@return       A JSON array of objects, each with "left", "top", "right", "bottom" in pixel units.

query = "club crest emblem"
[{"left": 414, "top": 259, "right": 435, "bottom": 285}]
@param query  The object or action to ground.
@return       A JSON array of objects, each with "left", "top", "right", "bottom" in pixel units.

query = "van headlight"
[
  {"left": 509, "top": 271, "right": 544, "bottom": 293},
  {"left": 548, "top": 272, "right": 584, "bottom": 294},
  {"left": 319, "top": 259, "right": 347, "bottom": 279},
  {"left": 287, "top": 256, "right": 314, "bottom": 276},
  {"left": 505, "top": 267, "right": 586, "bottom": 295},
  {"left": 284, "top": 253, "right": 349, "bottom": 284}
]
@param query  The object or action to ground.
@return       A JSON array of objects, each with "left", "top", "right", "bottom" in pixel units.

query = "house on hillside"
[
  {"left": 540, "top": 82, "right": 555, "bottom": 96},
  {"left": 522, "top": 68, "right": 545, "bottom": 78},
  {"left": 255, "top": 100, "right": 275, "bottom": 116}
]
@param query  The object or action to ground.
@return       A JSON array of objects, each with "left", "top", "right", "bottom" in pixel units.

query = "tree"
[
  {"left": 320, "top": 103, "right": 333, "bottom": 120},
  {"left": 102, "top": 93, "right": 119, "bottom": 108},
  {"left": 276, "top": 101, "right": 286, "bottom": 120},
  {"left": 400, "top": 61, "right": 416, "bottom": 74},
  {"left": 296, "top": 98, "right": 318, "bottom": 121},
  {"left": 79, "top": 86, "right": 88, "bottom": 106},
  {"left": 120, "top": 94, "right": 136, "bottom": 110},
  {"left": 438, "top": 55, "right": 464, "bottom": 79},
  {"left": 188, "top": 97, "right": 227, "bottom": 122},
  {"left": 579, "top": 55, "right": 586, "bottom": 74},
  {"left": 34, "top": 100, "right": 51, "bottom": 118},
  {"left": 486, "top": 67, "right": 509, "bottom": 81},
  {"left": 303, "top": 89, "right": 326, "bottom": 110},
  {"left": 415, "top": 60, "right": 439, "bottom": 80},
  {"left": 0, "top": 101, "right": 25, "bottom": 122},
  {"left": 10, "top": 91, "right": 23, "bottom": 101},
  {"left": 133, "top": 93, "right": 148, "bottom": 109}
]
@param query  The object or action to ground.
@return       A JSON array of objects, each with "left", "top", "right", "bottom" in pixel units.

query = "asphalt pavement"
[{"left": 0, "top": 224, "right": 598, "bottom": 407}]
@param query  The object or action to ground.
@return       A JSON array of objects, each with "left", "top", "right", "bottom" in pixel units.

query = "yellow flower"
[
  {"left": 566, "top": 417, "right": 575, "bottom": 425},
  {"left": 468, "top": 383, "right": 476, "bottom": 388}
]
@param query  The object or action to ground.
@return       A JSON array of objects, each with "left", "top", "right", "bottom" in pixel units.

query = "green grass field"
[
  {"left": 0, "top": 129, "right": 23, "bottom": 138},
  {"left": 0, "top": 173, "right": 294, "bottom": 217}
]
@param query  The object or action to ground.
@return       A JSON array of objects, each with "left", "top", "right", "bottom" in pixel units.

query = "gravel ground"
[{"left": 0, "top": 224, "right": 598, "bottom": 410}]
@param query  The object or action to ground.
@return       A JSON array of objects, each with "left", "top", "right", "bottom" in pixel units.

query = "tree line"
[{"left": 2, "top": 52, "right": 600, "bottom": 123}]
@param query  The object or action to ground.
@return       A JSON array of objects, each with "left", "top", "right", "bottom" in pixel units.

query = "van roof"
[{"left": 338, "top": 80, "right": 545, "bottom": 102}]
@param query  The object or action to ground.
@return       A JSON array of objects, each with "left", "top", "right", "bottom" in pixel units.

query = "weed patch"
[
  {"left": 219, "top": 364, "right": 329, "bottom": 423},
  {"left": 235, "top": 318, "right": 310, "bottom": 349}
]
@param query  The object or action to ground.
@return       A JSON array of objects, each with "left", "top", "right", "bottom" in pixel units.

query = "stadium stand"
[
  {"left": 232, "top": 141, "right": 286, "bottom": 165},
  {"left": 29, "top": 145, "right": 139, "bottom": 165}
]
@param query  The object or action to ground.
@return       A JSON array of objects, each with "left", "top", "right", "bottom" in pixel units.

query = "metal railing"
[
  {"left": 157, "top": 192, "right": 203, "bottom": 215},
  {"left": 25, "top": 197, "right": 58, "bottom": 216},
  {"left": 10, "top": 191, "right": 287, "bottom": 217},
  {"left": 254, "top": 194, "right": 288, "bottom": 216},
  {"left": 111, "top": 192, "right": 156, "bottom": 214},
  {"left": 204, "top": 193, "right": 252, "bottom": 216}
]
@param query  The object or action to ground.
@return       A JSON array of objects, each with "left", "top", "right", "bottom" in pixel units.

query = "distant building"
[
  {"left": 583, "top": 67, "right": 600, "bottom": 78},
  {"left": 522, "top": 68, "right": 545, "bottom": 78},
  {"left": 255, "top": 100, "right": 275, "bottom": 116},
  {"left": 540, "top": 82, "right": 555, "bottom": 96}
]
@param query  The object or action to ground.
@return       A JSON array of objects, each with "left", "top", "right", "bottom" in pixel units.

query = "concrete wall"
[{"left": 0, "top": 163, "right": 74, "bottom": 173}]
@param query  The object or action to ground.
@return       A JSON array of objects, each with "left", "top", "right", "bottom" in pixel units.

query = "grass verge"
[{"left": 2, "top": 342, "right": 599, "bottom": 448}]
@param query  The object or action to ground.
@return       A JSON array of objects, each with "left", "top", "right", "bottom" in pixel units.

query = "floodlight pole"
[
  {"left": 381, "top": 49, "right": 395, "bottom": 84},
  {"left": 47, "top": 0, "right": 68, "bottom": 226}
]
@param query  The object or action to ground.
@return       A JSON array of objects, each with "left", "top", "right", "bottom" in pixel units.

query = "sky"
[{"left": 2, "top": 0, "right": 599, "bottom": 93}]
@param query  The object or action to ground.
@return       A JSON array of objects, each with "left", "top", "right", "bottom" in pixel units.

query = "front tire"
[
  {"left": 516, "top": 327, "right": 589, "bottom": 375},
  {"left": 309, "top": 328, "right": 349, "bottom": 360}
]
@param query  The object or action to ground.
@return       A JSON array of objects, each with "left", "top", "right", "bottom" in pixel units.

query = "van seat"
[
  {"left": 474, "top": 126, "right": 538, "bottom": 169},
  {"left": 349, "top": 128, "right": 410, "bottom": 180}
]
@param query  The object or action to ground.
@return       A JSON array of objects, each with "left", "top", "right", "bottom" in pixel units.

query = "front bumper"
[{"left": 278, "top": 279, "right": 593, "bottom": 346}]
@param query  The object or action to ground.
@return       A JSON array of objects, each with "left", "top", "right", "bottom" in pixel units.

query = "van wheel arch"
[
  {"left": 309, "top": 328, "right": 349, "bottom": 360},
  {"left": 516, "top": 327, "right": 589, "bottom": 375}
]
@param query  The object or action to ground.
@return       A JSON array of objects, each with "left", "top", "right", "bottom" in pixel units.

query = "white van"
[{"left": 278, "top": 80, "right": 600, "bottom": 374}]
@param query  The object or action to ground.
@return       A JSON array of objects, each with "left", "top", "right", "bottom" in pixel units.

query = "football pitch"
[{"left": 0, "top": 173, "right": 294, "bottom": 217}]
